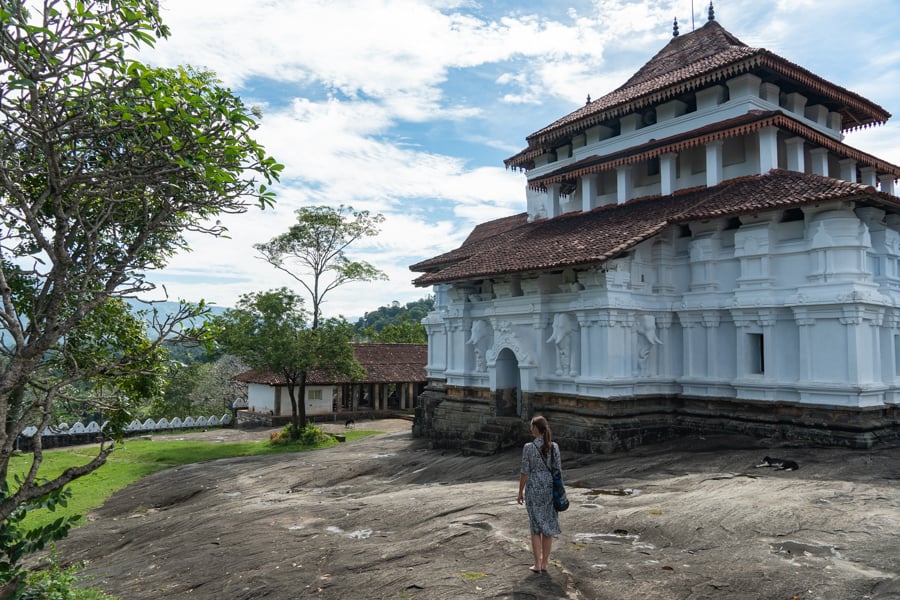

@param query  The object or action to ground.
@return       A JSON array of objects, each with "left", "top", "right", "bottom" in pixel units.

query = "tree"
[
  {"left": 354, "top": 297, "right": 434, "bottom": 343},
  {"left": 215, "top": 289, "right": 362, "bottom": 438},
  {"left": 254, "top": 205, "right": 387, "bottom": 329},
  {"left": 361, "top": 321, "right": 426, "bottom": 343},
  {"left": 0, "top": 0, "right": 282, "bottom": 537}
]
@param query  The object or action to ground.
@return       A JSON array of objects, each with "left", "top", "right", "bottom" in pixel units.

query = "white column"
[
  {"left": 725, "top": 73, "right": 761, "bottom": 100},
  {"left": 620, "top": 113, "right": 641, "bottom": 134},
  {"left": 581, "top": 174, "right": 597, "bottom": 212},
  {"left": 809, "top": 148, "right": 829, "bottom": 177},
  {"left": 706, "top": 140, "right": 723, "bottom": 187},
  {"left": 548, "top": 183, "right": 561, "bottom": 218},
  {"left": 758, "top": 126, "right": 779, "bottom": 174},
  {"left": 660, "top": 152, "right": 677, "bottom": 196},
  {"left": 760, "top": 82, "right": 780, "bottom": 104},
  {"left": 784, "top": 92, "right": 807, "bottom": 116},
  {"left": 586, "top": 124, "right": 614, "bottom": 144},
  {"left": 657, "top": 100, "right": 687, "bottom": 122},
  {"left": 828, "top": 113, "right": 843, "bottom": 132},
  {"left": 805, "top": 105, "right": 829, "bottom": 126},
  {"left": 840, "top": 158, "right": 857, "bottom": 182},
  {"left": 861, "top": 167, "right": 878, "bottom": 187},
  {"left": 696, "top": 85, "right": 726, "bottom": 111},
  {"left": 616, "top": 164, "right": 633, "bottom": 205},
  {"left": 785, "top": 137, "right": 805, "bottom": 173},
  {"left": 879, "top": 174, "right": 896, "bottom": 196}
]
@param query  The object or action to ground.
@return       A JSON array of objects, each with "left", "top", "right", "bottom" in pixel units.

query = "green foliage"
[
  {"left": 19, "top": 551, "right": 117, "bottom": 600},
  {"left": 0, "top": 0, "right": 281, "bottom": 534},
  {"left": 151, "top": 354, "right": 247, "bottom": 419},
  {"left": 269, "top": 423, "right": 329, "bottom": 446},
  {"left": 354, "top": 297, "right": 433, "bottom": 343},
  {"left": 254, "top": 205, "right": 387, "bottom": 328},
  {"left": 0, "top": 483, "right": 79, "bottom": 593},
  {"left": 213, "top": 289, "right": 363, "bottom": 436},
  {"left": 361, "top": 320, "right": 427, "bottom": 343}
]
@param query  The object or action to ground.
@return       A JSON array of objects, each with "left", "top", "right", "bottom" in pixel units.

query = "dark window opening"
[{"left": 748, "top": 333, "right": 765, "bottom": 374}]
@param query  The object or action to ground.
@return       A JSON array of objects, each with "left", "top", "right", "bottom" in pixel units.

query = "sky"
[{"left": 136, "top": 0, "right": 900, "bottom": 320}]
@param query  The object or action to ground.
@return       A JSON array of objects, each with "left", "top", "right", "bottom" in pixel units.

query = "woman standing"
[{"left": 517, "top": 415, "right": 562, "bottom": 573}]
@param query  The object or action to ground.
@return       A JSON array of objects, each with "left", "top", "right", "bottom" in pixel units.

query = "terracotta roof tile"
[
  {"left": 233, "top": 343, "right": 427, "bottom": 386},
  {"left": 673, "top": 170, "right": 879, "bottom": 220},
  {"left": 411, "top": 171, "right": 896, "bottom": 286},
  {"left": 408, "top": 213, "right": 530, "bottom": 272}
]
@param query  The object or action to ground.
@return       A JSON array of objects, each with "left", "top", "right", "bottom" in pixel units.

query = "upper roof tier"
[{"left": 504, "top": 20, "right": 890, "bottom": 170}]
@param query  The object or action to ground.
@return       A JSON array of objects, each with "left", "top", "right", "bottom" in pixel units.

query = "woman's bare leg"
[
  {"left": 530, "top": 533, "right": 542, "bottom": 571},
  {"left": 540, "top": 535, "right": 553, "bottom": 570}
]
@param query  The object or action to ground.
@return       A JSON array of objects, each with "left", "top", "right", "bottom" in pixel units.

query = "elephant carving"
[
  {"left": 546, "top": 313, "right": 578, "bottom": 376},
  {"left": 466, "top": 320, "right": 492, "bottom": 372},
  {"left": 635, "top": 314, "right": 662, "bottom": 374}
]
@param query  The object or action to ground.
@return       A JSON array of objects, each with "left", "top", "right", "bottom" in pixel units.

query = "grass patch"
[{"left": 8, "top": 428, "right": 381, "bottom": 530}]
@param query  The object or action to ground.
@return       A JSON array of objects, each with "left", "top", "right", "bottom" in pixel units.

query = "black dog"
[
  {"left": 755, "top": 456, "right": 799, "bottom": 471},
  {"left": 344, "top": 419, "right": 355, "bottom": 430}
]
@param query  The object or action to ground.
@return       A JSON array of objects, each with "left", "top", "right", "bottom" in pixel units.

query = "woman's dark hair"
[{"left": 531, "top": 416, "right": 552, "bottom": 458}]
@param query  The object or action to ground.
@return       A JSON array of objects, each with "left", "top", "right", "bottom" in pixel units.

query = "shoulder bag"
[{"left": 533, "top": 442, "right": 569, "bottom": 512}]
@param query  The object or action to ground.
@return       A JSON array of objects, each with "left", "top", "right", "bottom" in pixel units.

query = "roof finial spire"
[
  {"left": 586, "top": 93, "right": 591, "bottom": 105},
  {"left": 708, "top": 1, "right": 715, "bottom": 21},
  {"left": 673, "top": 17, "right": 679, "bottom": 37}
]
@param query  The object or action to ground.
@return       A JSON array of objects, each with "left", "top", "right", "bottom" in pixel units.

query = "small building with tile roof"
[
  {"left": 233, "top": 343, "right": 426, "bottom": 421},
  {"left": 409, "top": 10, "right": 900, "bottom": 453}
]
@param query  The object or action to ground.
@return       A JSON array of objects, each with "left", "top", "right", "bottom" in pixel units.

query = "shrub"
[
  {"left": 18, "top": 551, "right": 117, "bottom": 600},
  {"left": 269, "top": 423, "right": 328, "bottom": 446},
  {"left": 0, "top": 482, "right": 79, "bottom": 594}
]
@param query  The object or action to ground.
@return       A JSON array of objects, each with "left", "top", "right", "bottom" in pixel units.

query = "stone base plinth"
[{"left": 414, "top": 382, "right": 900, "bottom": 453}]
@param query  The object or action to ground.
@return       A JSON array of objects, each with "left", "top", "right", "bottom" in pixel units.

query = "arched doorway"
[{"left": 495, "top": 348, "right": 521, "bottom": 417}]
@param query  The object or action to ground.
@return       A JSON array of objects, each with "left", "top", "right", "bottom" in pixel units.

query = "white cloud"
[{"left": 135, "top": 0, "right": 900, "bottom": 319}]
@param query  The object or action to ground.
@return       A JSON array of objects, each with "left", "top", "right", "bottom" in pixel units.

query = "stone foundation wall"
[{"left": 414, "top": 381, "right": 900, "bottom": 452}]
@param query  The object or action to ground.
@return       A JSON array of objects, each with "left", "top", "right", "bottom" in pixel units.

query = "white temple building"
[{"left": 409, "top": 9, "right": 900, "bottom": 453}]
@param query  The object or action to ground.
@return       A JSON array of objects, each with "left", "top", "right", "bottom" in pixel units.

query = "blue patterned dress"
[{"left": 520, "top": 438, "right": 562, "bottom": 536}]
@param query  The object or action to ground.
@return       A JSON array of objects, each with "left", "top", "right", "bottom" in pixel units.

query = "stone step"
[
  {"left": 473, "top": 430, "right": 502, "bottom": 442},
  {"left": 465, "top": 438, "right": 498, "bottom": 452},
  {"left": 480, "top": 424, "right": 507, "bottom": 435},
  {"left": 461, "top": 445, "right": 496, "bottom": 457}
]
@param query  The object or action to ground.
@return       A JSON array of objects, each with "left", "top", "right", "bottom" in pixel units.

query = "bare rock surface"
[{"left": 57, "top": 420, "right": 900, "bottom": 599}]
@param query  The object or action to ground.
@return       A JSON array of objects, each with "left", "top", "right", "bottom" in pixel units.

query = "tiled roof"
[
  {"left": 408, "top": 213, "right": 530, "bottom": 272},
  {"left": 505, "top": 21, "right": 890, "bottom": 169},
  {"left": 233, "top": 343, "right": 427, "bottom": 386},
  {"left": 672, "top": 171, "right": 879, "bottom": 221},
  {"left": 410, "top": 171, "right": 896, "bottom": 286}
]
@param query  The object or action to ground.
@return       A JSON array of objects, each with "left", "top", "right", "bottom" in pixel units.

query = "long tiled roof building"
[{"left": 409, "top": 11, "right": 900, "bottom": 454}]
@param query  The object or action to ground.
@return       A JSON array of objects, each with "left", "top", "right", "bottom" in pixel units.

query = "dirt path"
[{"left": 57, "top": 422, "right": 900, "bottom": 599}]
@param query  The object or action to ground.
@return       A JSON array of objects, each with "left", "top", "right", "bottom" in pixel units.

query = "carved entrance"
[{"left": 494, "top": 348, "right": 521, "bottom": 417}]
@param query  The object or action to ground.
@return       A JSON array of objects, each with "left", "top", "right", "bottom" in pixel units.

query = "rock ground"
[{"left": 54, "top": 419, "right": 900, "bottom": 599}]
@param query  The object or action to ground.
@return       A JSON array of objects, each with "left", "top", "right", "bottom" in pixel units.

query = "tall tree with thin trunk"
[
  {"left": 214, "top": 289, "right": 362, "bottom": 437},
  {"left": 254, "top": 205, "right": 387, "bottom": 329},
  {"left": 0, "top": 0, "right": 282, "bottom": 543}
]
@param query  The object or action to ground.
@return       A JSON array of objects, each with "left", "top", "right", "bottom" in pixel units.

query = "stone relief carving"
[
  {"left": 546, "top": 313, "right": 579, "bottom": 376},
  {"left": 635, "top": 314, "right": 662, "bottom": 375},
  {"left": 486, "top": 320, "right": 535, "bottom": 367},
  {"left": 466, "top": 319, "right": 493, "bottom": 372}
]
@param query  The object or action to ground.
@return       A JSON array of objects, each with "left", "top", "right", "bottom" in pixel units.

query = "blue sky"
[{"left": 137, "top": 0, "right": 900, "bottom": 319}]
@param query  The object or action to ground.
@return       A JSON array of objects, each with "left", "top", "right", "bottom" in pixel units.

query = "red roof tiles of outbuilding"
[{"left": 233, "top": 343, "right": 427, "bottom": 386}]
